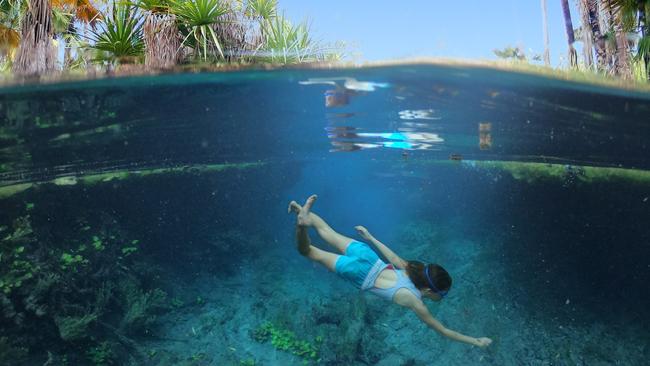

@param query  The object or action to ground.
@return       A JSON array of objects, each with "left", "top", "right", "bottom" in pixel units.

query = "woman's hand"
[
  {"left": 354, "top": 225, "right": 372, "bottom": 240},
  {"left": 474, "top": 337, "right": 493, "bottom": 348}
]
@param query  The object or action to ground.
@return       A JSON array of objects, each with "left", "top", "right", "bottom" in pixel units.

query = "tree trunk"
[
  {"left": 578, "top": 0, "right": 594, "bottom": 67},
  {"left": 586, "top": 0, "right": 608, "bottom": 71},
  {"left": 541, "top": 0, "right": 551, "bottom": 66},
  {"left": 560, "top": 0, "right": 578, "bottom": 68},
  {"left": 639, "top": 4, "right": 650, "bottom": 79},
  {"left": 612, "top": 4, "right": 632, "bottom": 79},
  {"left": 144, "top": 13, "right": 182, "bottom": 70},
  {"left": 12, "top": 0, "right": 55, "bottom": 76}
]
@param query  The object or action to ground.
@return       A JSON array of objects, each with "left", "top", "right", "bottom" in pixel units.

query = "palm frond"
[
  {"left": 87, "top": 2, "right": 144, "bottom": 62},
  {"left": 169, "top": 0, "right": 230, "bottom": 59}
]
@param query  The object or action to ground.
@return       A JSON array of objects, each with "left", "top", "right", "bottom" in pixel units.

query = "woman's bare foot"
[
  {"left": 297, "top": 195, "right": 317, "bottom": 227},
  {"left": 287, "top": 201, "right": 302, "bottom": 214}
]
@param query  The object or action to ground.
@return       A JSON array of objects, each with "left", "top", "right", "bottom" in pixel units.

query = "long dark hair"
[{"left": 405, "top": 260, "right": 452, "bottom": 292}]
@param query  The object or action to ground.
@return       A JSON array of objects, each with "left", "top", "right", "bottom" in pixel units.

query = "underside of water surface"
[{"left": 1, "top": 64, "right": 649, "bottom": 365}]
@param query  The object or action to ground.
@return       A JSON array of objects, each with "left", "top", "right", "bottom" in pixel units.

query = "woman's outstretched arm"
[
  {"left": 355, "top": 226, "right": 407, "bottom": 269},
  {"left": 406, "top": 298, "right": 492, "bottom": 348}
]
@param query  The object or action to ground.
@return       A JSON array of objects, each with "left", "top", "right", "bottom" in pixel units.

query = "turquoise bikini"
[{"left": 334, "top": 241, "right": 422, "bottom": 301}]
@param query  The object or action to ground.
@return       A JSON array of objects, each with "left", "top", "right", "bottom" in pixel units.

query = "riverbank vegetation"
[
  {"left": 496, "top": 0, "right": 650, "bottom": 83},
  {"left": 0, "top": 0, "right": 342, "bottom": 77}
]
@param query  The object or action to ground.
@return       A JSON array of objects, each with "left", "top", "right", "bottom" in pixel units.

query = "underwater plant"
[
  {"left": 86, "top": 341, "right": 115, "bottom": 366},
  {"left": 252, "top": 321, "right": 320, "bottom": 362}
]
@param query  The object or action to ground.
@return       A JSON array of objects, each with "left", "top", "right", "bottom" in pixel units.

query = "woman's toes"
[{"left": 288, "top": 201, "right": 301, "bottom": 214}]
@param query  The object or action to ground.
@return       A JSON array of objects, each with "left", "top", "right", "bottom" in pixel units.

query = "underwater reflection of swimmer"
[
  {"left": 288, "top": 195, "right": 493, "bottom": 348},
  {"left": 299, "top": 77, "right": 390, "bottom": 107},
  {"left": 327, "top": 129, "right": 444, "bottom": 152},
  {"left": 325, "top": 88, "right": 350, "bottom": 107},
  {"left": 479, "top": 122, "right": 492, "bottom": 150}
]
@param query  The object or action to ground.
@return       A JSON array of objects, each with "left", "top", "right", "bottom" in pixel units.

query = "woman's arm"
[
  {"left": 400, "top": 298, "right": 492, "bottom": 347},
  {"left": 355, "top": 226, "right": 407, "bottom": 269},
  {"left": 407, "top": 299, "right": 492, "bottom": 348}
]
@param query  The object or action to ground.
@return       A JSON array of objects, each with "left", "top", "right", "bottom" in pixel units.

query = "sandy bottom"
[{"left": 138, "top": 223, "right": 647, "bottom": 366}]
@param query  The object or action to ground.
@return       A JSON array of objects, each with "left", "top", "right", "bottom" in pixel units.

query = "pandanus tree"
[
  {"left": 12, "top": 0, "right": 55, "bottom": 75},
  {"left": 169, "top": 0, "right": 230, "bottom": 61},
  {"left": 136, "top": 0, "right": 182, "bottom": 69},
  {"left": 88, "top": 2, "right": 144, "bottom": 65},
  {"left": 560, "top": 0, "right": 578, "bottom": 67}
]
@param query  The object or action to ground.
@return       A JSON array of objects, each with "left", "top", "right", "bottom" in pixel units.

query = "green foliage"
[
  {"left": 134, "top": 0, "right": 171, "bottom": 13},
  {"left": 471, "top": 160, "right": 650, "bottom": 185},
  {"left": 170, "top": 297, "right": 184, "bottom": 308},
  {"left": 121, "top": 239, "right": 139, "bottom": 256},
  {"left": 55, "top": 314, "right": 98, "bottom": 341},
  {"left": 92, "top": 236, "right": 106, "bottom": 251},
  {"left": 170, "top": 0, "right": 230, "bottom": 59},
  {"left": 0, "top": 336, "right": 27, "bottom": 364},
  {"left": 243, "top": 0, "right": 277, "bottom": 20},
  {"left": 120, "top": 280, "right": 168, "bottom": 333},
  {"left": 259, "top": 15, "right": 325, "bottom": 63},
  {"left": 60, "top": 252, "right": 89, "bottom": 270},
  {"left": 1, "top": 216, "right": 38, "bottom": 294},
  {"left": 252, "top": 322, "right": 320, "bottom": 362},
  {"left": 240, "top": 358, "right": 257, "bottom": 366},
  {"left": 88, "top": 2, "right": 144, "bottom": 62},
  {"left": 86, "top": 341, "right": 115, "bottom": 366},
  {"left": 493, "top": 46, "right": 526, "bottom": 61}
]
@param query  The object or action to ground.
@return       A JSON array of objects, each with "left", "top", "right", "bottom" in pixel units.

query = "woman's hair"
[{"left": 405, "top": 260, "right": 452, "bottom": 293}]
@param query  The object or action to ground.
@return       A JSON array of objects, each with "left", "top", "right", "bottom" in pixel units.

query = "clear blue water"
[{"left": 0, "top": 65, "right": 649, "bottom": 365}]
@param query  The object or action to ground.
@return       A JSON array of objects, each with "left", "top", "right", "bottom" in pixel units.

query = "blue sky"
[{"left": 279, "top": 0, "right": 581, "bottom": 66}]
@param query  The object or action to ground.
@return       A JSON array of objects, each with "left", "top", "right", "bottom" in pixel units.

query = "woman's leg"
[
  {"left": 295, "top": 195, "right": 340, "bottom": 272},
  {"left": 288, "top": 195, "right": 355, "bottom": 254}
]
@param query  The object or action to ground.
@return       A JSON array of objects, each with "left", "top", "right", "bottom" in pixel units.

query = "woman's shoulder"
[{"left": 393, "top": 286, "right": 422, "bottom": 307}]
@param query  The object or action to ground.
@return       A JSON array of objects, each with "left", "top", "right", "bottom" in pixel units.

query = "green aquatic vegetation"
[
  {"left": 119, "top": 280, "right": 168, "bottom": 333},
  {"left": 0, "top": 336, "right": 28, "bottom": 364},
  {"left": 92, "top": 236, "right": 106, "bottom": 251},
  {"left": 252, "top": 322, "right": 320, "bottom": 362},
  {"left": 121, "top": 246, "right": 138, "bottom": 256},
  {"left": 55, "top": 314, "right": 98, "bottom": 341},
  {"left": 469, "top": 160, "right": 650, "bottom": 185},
  {"left": 86, "top": 341, "right": 115, "bottom": 366},
  {"left": 171, "top": 297, "right": 184, "bottom": 308},
  {"left": 1, "top": 217, "right": 38, "bottom": 294},
  {"left": 0, "top": 162, "right": 265, "bottom": 201},
  {"left": 120, "top": 239, "right": 139, "bottom": 256},
  {"left": 190, "top": 352, "right": 206, "bottom": 361},
  {"left": 60, "top": 252, "right": 89, "bottom": 270},
  {"left": 240, "top": 359, "right": 257, "bottom": 366}
]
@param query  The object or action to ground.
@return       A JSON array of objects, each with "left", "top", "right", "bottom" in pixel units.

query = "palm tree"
[
  {"left": 587, "top": 0, "right": 608, "bottom": 71},
  {"left": 541, "top": 0, "right": 551, "bottom": 66},
  {"left": 0, "top": 0, "right": 23, "bottom": 62},
  {"left": 51, "top": 0, "right": 101, "bottom": 68},
  {"left": 610, "top": 0, "right": 650, "bottom": 79},
  {"left": 600, "top": 0, "right": 631, "bottom": 78},
  {"left": 578, "top": 0, "right": 595, "bottom": 67},
  {"left": 12, "top": 0, "right": 55, "bottom": 75},
  {"left": 136, "top": 0, "right": 182, "bottom": 70},
  {"left": 560, "top": 0, "right": 578, "bottom": 67}
]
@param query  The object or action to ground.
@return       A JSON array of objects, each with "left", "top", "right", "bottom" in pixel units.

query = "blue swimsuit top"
[{"left": 361, "top": 260, "right": 422, "bottom": 301}]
